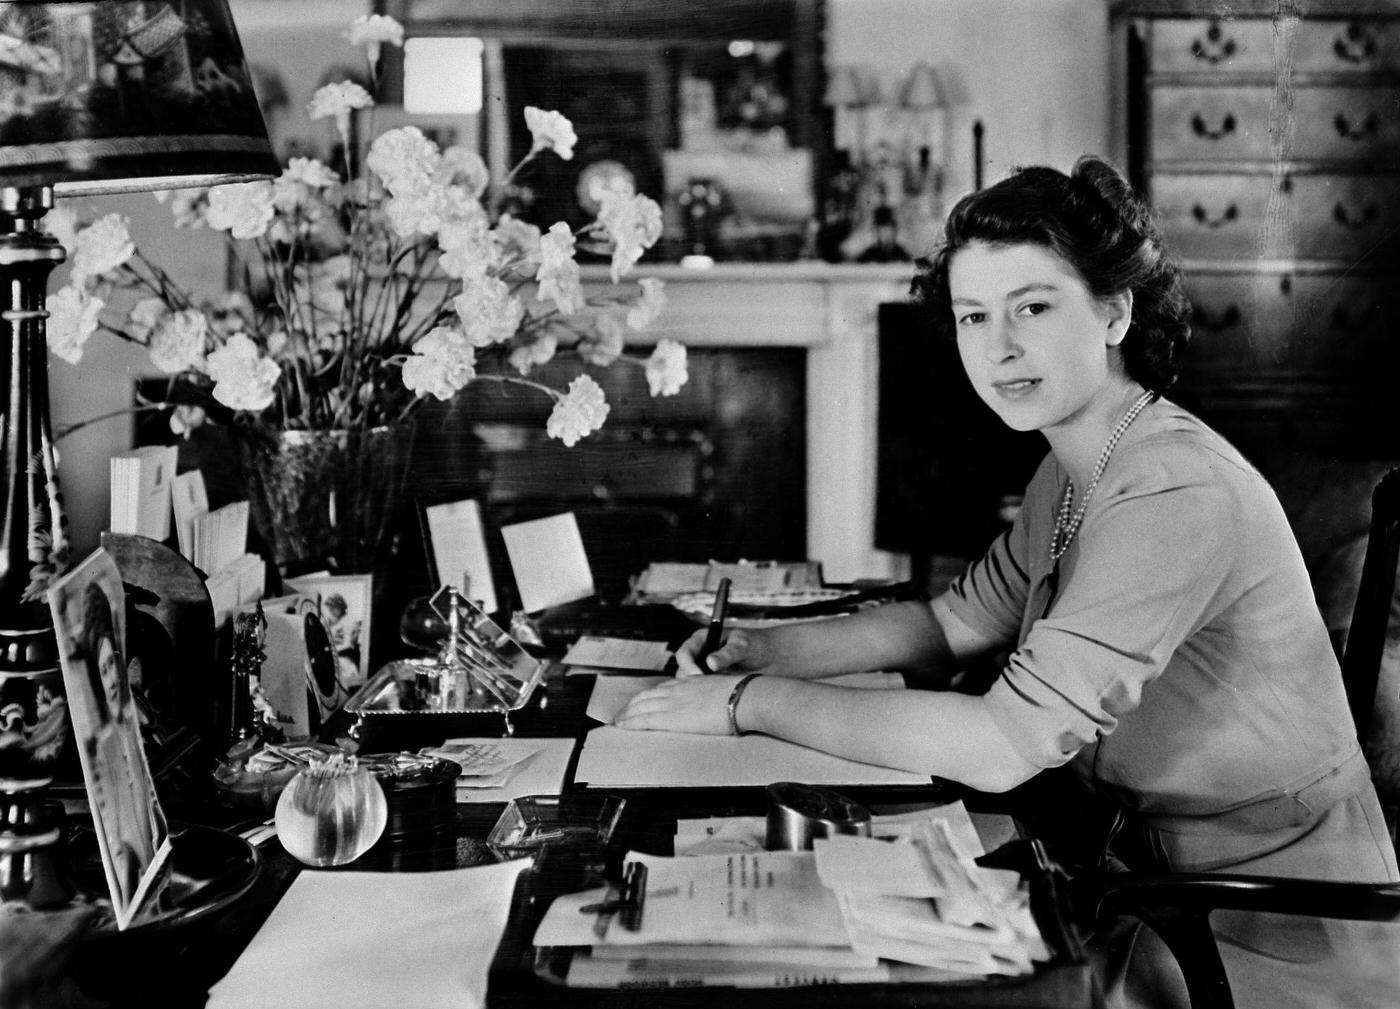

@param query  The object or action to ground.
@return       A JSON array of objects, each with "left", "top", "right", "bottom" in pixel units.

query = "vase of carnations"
[
  {"left": 46, "top": 13, "right": 687, "bottom": 590},
  {"left": 236, "top": 422, "right": 417, "bottom": 574}
]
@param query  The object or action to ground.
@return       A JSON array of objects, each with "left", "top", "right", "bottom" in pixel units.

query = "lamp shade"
[{"left": 0, "top": 0, "right": 278, "bottom": 195}]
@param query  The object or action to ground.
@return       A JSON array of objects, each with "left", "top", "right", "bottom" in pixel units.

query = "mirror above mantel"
[{"left": 375, "top": 0, "right": 828, "bottom": 263}]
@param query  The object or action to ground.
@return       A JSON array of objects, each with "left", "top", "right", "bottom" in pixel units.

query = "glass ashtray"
[{"left": 486, "top": 794, "right": 626, "bottom": 861}]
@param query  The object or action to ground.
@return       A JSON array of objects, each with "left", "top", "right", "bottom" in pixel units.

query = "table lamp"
[{"left": 0, "top": 0, "right": 277, "bottom": 909}]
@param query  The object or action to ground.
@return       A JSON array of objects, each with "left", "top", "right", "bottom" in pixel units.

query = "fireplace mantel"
[{"left": 585, "top": 262, "right": 916, "bottom": 583}]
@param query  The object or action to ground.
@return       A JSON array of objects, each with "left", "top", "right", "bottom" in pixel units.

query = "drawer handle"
[
  {"left": 1332, "top": 202, "right": 1381, "bottom": 229},
  {"left": 1334, "top": 111, "right": 1380, "bottom": 141},
  {"left": 1192, "top": 305, "right": 1242, "bottom": 333},
  {"left": 1191, "top": 203, "right": 1240, "bottom": 228},
  {"left": 1191, "top": 21, "right": 1238, "bottom": 64},
  {"left": 1333, "top": 23, "right": 1379, "bottom": 64},
  {"left": 1191, "top": 112, "right": 1237, "bottom": 140}
]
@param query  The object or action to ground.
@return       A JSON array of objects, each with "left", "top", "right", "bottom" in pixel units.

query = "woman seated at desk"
[{"left": 616, "top": 156, "right": 1400, "bottom": 1009}]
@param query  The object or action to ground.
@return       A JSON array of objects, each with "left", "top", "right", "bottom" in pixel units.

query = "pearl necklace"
[{"left": 1050, "top": 390, "right": 1155, "bottom": 562}]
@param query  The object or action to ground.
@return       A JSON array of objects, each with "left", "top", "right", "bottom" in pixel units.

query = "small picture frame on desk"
[
  {"left": 283, "top": 573, "right": 374, "bottom": 689},
  {"left": 48, "top": 549, "right": 172, "bottom": 929}
]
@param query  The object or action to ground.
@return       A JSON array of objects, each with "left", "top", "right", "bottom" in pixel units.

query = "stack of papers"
[
  {"left": 814, "top": 816, "right": 1051, "bottom": 978},
  {"left": 535, "top": 850, "right": 887, "bottom": 987},
  {"left": 533, "top": 804, "right": 1049, "bottom": 988},
  {"left": 109, "top": 444, "right": 177, "bottom": 540},
  {"left": 420, "top": 737, "right": 576, "bottom": 802}
]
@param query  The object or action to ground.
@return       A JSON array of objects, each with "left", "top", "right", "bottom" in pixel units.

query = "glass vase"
[{"left": 237, "top": 422, "right": 417, "bottom": 574}]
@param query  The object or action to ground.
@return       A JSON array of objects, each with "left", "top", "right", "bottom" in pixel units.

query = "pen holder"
[{"left": 764, "top": 781, "right": 872, "bottom": 850}]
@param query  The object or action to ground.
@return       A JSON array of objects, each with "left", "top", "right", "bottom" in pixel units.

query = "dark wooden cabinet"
[{"left": 1112, "top": 2, "right": 1400, "bottom": 470}]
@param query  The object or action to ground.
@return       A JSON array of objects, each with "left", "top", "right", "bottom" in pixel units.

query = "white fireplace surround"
[{"left": 585, "top": 262, "right": 917, "bottom": 584}]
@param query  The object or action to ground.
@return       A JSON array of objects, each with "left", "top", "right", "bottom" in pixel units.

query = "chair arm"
[
  {"left": 1090, "top": 872, "right": 1400, "bottom": 923},
  {"left": 1078, "top": 872, "right": 1400, "bottom": 1009}
]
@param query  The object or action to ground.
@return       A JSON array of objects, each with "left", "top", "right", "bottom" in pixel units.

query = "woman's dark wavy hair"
[
  {"left": 81, "top": 580, "right": 125, "bottom": 726},
  {"left": 910, "top": 155, "right": 1191, "bottom": 393}
]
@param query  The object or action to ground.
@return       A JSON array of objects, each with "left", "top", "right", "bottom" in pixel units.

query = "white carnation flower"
[
  {"left": 307, "top": 80, "right": 374, "bottom": 148},
  {"left": 546, "top": 375, "right": 610, "bottom": 446},
  {"left": 645, "top": 338, "right": 688, "bottom": 397},
  {"left": 437, "top": 213, "right": 497, "bottom": 280},
  {"left": 453, "top": 276, "right": 524, "bottom": 347},
  {"left": 125, "top": 296, "right": 168, "bottom": 342},
  {"left": 206, "top": 332, "right": 281, "bottom": 412},
  {"left": 494, "top": 214, "right": 541, "bottom": 261},
  {"left": 45, "top": 285, "right": 103, "bottom": 364},
  {"left": 43, "top": 204, "right": 80, "bottom": 253},
  {"left": 523, "top": 106, "right": 577, "bottom": 161},
  {"left": 536, "top": 222, "right": 583, "bottom": 316},
  {"left": 509, "top": 333, "right": 557, "bottom": 374},
  {"left": 149, "top": 309, "right": 208, "bottom": 374},
  {"left": 579, "top": 314, "right": 625, "bottom": 367},
  {"left": 626, "top": 277, "right": 666, "bottom": 330},
  {"left": 436, "top": 145, "right": 490, "bottom": 200},
  {"left": 72, "top": 213, "right": 134, "bottom": 284},
  {"left": 597, "top": 192, "right": 663, "bottom": 282},
  {"left": 346, "top": 13, "right": 403, "bottom": 65},
  {"left": 367, "top": 126, "right": 439, "bottom": 195},
  {"left": 206, "top": 182, "right": 275, "bottom": 240},
  {"left": 401, "top": 326, "right": 476, "bottom": 401}
]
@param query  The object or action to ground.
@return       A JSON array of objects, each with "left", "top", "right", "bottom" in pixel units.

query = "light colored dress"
[{"left": 941, "top": 399, "right": 1400, "bottom": 1009}]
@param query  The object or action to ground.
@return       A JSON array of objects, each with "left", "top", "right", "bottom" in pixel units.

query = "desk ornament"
[
  {"left": 274, "top": 751, "right": 387, "bottom": 867},
  {"left": 343, "top": 586, "right": 546, "bottom": 749},
  {"left": 764, "top": 781, "right": 872, "bottom": 851}
]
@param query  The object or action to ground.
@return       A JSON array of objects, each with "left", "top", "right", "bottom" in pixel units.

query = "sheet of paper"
[
  {"left": 423, "top": 498, "right": 497, "bottom": 614},
  {"left": 563, "top": 635, "right": 673, "bottom": 672},
  {"left": 171, "top": 469, "right": 209, "bottom": 559},
  {"left": 814, "top": 834, "right": 945, "bottom": 897},
  {"left": 501, "top": 512, "right": 594, "bottom": 613},
  {"left": 534, "top": 850, "right": 851, "bottom": 948},
  {"left": 446, "top": 737, "right": 577, "bottom": 803},
  {"left": 207, "top": 860, "right": 529, "bottom": 1009},
  {"left": 421, "top": 738, "right": 543, "bottom": 777},
  {"left": 576, "top": 724, "right": 928, "bottom": 788}
]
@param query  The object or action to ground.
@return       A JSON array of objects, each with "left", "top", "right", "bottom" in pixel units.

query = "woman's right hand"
[{"left": 673, "top": 626, "right": 777, "bottom": 677}]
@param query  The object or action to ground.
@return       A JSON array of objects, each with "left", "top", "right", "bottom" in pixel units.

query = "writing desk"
[{"left": 62, "top": 665, "right": 1100, "bottom": 1009}]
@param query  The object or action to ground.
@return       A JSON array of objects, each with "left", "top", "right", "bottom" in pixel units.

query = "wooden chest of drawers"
[{"left": 1112, "top": 3, "right": 1400, "bottom": 462}]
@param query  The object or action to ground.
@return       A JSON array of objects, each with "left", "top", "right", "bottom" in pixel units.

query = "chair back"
[{"left": 1340, "top": 468, "right": 1400, "bottom": 744}]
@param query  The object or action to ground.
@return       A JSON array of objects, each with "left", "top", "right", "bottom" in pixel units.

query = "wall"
[
  {"left": 826, "top": 0, "right": 1110, "bottom": 201},
  {"left": 48, "top": 0, "right": 1109, "bottom": 560}
]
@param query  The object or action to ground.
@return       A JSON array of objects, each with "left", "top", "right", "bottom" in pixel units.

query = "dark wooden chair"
[{"left": 1079, "top": 468, "right": 1400, "bottom": 1009}]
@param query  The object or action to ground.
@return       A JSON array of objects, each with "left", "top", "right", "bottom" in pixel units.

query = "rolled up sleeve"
[
  {"left": 984, "top": 453, "right": 1239, "bottom": 770},
  {"left": 943, "top": 503, "right": 1032, "bottom": 649}
]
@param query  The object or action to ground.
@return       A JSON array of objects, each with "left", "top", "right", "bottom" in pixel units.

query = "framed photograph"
[
  {"left": 48, "top": 549, "right": 171, "bottom": 930},
  {"left": 284, "top": 573, "right": 374, "bottom": 689}
]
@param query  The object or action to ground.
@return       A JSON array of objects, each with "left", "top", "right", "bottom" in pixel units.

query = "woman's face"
[
  {"left": 949, "top": 241, "right": 1131, "bottom": 435},
  {"left": 98, "top": 637, "right": 123, "bottom": 715}
]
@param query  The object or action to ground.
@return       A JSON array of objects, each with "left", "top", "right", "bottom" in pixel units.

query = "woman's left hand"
[{"left": 613, "top": 674, "right": 748, "bottom": 736}]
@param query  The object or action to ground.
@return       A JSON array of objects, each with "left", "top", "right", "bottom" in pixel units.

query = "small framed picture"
[
  {"left": 49, "top": 549, "right": 172, "bottom": 929},
  {"left": 284, "top": 573, "right": 374, "bottom": 689}
]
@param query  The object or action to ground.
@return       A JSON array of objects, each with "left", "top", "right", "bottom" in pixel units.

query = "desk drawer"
[
  {"left": 1151, "top": 19, "right": 1400, "bottom": 76},
  {"left": 1182, "top": 272, "right": 1400, "bottom": 377},
  {"left": 1153, "top": 173, "right": 1400, "bottom": 261},
  {"left": 1152, "top": 86, "right": 1400, "bottom": 162}
]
